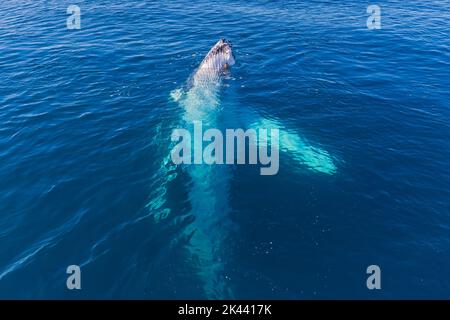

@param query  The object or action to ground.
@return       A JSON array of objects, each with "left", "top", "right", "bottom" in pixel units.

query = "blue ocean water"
[{"left": 0, "top": 0, "right": 449, "bottom": 299}]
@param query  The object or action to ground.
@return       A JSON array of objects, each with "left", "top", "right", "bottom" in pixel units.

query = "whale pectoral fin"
[
  {"left": 287, "top": 139, "right": 337, "bottom": 175},
  {"left": 250, "top": 118, "right": 337, "bottom": 175}
]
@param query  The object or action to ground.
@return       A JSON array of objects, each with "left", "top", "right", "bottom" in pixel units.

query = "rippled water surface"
[{"left": 0, "top": 0, "right": 449, "bottom": 298}]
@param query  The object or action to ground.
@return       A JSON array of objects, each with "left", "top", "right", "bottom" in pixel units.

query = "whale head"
[
  {"left": 193, "top": 39, "right": 235, "bottom": 85},
  {"left": 215, "top": 38, "right": 235, "bottom": 69},
  {"left": 205, "top": 38, "right": 235, "bottom": 69}
]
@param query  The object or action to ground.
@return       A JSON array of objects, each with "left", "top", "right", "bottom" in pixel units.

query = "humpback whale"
[{"left": 152, "top": 38, "right": 337, "bottom": 298}]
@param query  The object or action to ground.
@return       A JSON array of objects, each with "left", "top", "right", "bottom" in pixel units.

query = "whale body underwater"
[{"left": 156, "top": 39, "right": 337, "bottom": 298}]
